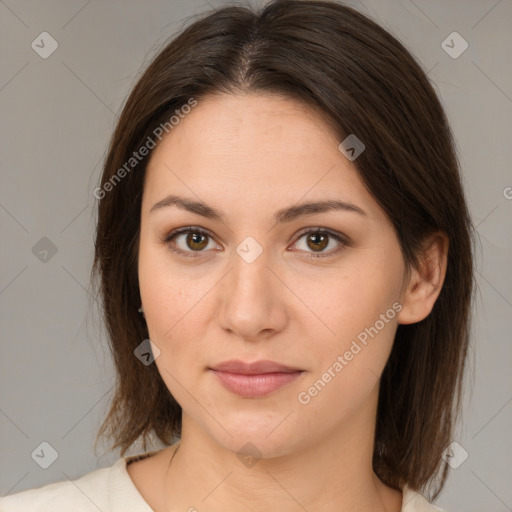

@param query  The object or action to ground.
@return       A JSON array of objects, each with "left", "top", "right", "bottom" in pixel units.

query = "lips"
[
  {"left": 209, "top": 359, "right": 304, "bottom": 398},
  {"left": 209, "top": 359, "right": 302, "bottom": 374}
]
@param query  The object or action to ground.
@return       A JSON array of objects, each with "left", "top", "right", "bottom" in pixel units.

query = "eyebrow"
[{"left": 150, "top": 194, "right": 367, "bottom": 223}]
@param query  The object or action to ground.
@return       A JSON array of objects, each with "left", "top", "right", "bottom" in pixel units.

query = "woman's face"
[{"left": 138, "top": 92, "right": 409, "bottom": 457}]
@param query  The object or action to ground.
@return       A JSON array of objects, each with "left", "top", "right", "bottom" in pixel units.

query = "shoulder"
[
  {"left": 401, "top": 485, "right": 448, "bottom": 512},
  {"left": 0, "top": 461, "right": 114, "bottom": 512},
  {"left": 0, "top": 451, "right": 160, "bottom": 512}
]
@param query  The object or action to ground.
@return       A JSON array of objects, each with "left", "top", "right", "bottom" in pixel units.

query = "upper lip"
[{"left": 210, "top": 359, "right": 302, "bottom": 374}]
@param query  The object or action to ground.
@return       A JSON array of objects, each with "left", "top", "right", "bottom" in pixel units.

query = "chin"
[{"left": 207, "top": 416, "right": 305, "bottom": 461}]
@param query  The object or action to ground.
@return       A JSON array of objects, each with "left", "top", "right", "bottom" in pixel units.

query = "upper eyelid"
[{"left": 166, "top": 226, "right": 217, "bottom": 244}]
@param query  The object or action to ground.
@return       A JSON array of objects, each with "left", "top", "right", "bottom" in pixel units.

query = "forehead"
[{"left": 142, "top": 93, "right": 374, "bottom": 218}]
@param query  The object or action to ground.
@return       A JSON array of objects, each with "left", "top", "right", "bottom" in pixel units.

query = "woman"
[{"left": 0, "top": 0, "right": 474, "bottom": 510}]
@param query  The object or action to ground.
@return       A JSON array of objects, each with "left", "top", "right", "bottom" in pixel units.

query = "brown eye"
[
  {"left": 185, "top": 232, "right": 209, "bottom": 251},
  {"left": 292, "top": 228, "right": 349, "bottom": 258},
  {"left": 164, "top": 226, "right": 349, "bottom": 260},
  {"left": 306, "top": 232, "right": 329, "bottom": 252},
  {"left": 164, "top": 227, "right": 218, "bottom": 258}
]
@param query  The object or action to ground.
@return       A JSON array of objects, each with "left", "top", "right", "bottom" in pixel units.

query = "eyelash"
[{"left": 162, "top": 226, "right": 350, "bottom": 259}]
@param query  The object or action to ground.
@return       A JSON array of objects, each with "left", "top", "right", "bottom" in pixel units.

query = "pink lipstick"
[{"left": 209, "top": 359, "right": 304, "bottom": 398}]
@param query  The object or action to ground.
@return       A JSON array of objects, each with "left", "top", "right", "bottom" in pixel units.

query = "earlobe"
[{"left": 397, "top": 232, "right": 449, "bottom": 325}]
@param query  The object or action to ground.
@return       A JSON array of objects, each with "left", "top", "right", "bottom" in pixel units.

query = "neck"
[{"left": 162, "top": 394, "right": 402, "bottom": 512}]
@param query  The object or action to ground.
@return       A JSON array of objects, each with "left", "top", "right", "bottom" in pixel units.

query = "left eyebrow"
[
  {"left": 150, "top": 194, "right": 367, "bottom": 223},
  {"left": 274, "top": 199, "right": 367, "bottom": 223}
]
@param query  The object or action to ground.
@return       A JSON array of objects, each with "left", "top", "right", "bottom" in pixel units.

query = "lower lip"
[{"left": 210, "top": 370, "right": 303, "bottom": 398}]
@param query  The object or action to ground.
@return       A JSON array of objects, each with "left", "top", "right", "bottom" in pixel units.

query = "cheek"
[
  {"left": 138, "top": 237, "right": 215, "bottom": 340},
  {"left": 295, "top": 288, "right": 399, "bottom": 421},
  {"left": 295, "top": 250, "right": 403, "bottom": 382},
  {"left": 143, "top": 273, "right": 211, "bottom": 406},
  {"left": 300, "top": 258, "right": 402, "bottom": 340}
]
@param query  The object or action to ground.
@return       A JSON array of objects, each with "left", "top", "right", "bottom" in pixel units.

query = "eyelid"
[{"left": 162, "top": 225, "right": 351, "bottom": 259}]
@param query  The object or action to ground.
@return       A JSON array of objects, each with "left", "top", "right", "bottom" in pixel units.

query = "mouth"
[{"left": 208, "top": 359, "right": 304, "bottom": 398}]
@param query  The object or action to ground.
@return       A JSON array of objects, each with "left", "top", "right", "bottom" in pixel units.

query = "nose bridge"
[
  {"left": 217, "top": 235, "right": 287, "bottom": 337},
  {"left": 229, "top": 237, "right": 273, "bottom": 307},
  {"left": 233, "top": 243, "right": 269, "bottom": 292}
]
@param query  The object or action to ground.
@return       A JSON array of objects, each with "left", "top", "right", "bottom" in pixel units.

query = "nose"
[{"left": 216, "top": 245, "right": 288, "bottom": 341}]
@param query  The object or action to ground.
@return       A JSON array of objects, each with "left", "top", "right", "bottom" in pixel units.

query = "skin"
[{"left": 133, "top": 92, "right": 448, "bottom": 512}]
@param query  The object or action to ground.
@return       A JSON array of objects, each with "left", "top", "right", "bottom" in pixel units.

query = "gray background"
[{"left": 1, "top": 0, "right": 511, "bottom": 510}]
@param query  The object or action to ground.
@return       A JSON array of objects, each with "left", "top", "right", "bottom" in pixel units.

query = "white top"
[{"left": 0, "top": 451, "right": 446, "bottom": 511}]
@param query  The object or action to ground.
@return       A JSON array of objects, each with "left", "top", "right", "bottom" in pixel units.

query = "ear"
[{"left": 397, "top": 231, "right": 449, "bottom": 325}]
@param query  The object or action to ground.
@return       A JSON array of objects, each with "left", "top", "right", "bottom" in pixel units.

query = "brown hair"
[{"left": 90, "top": 0, "right": 475, "bottom": 501}]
